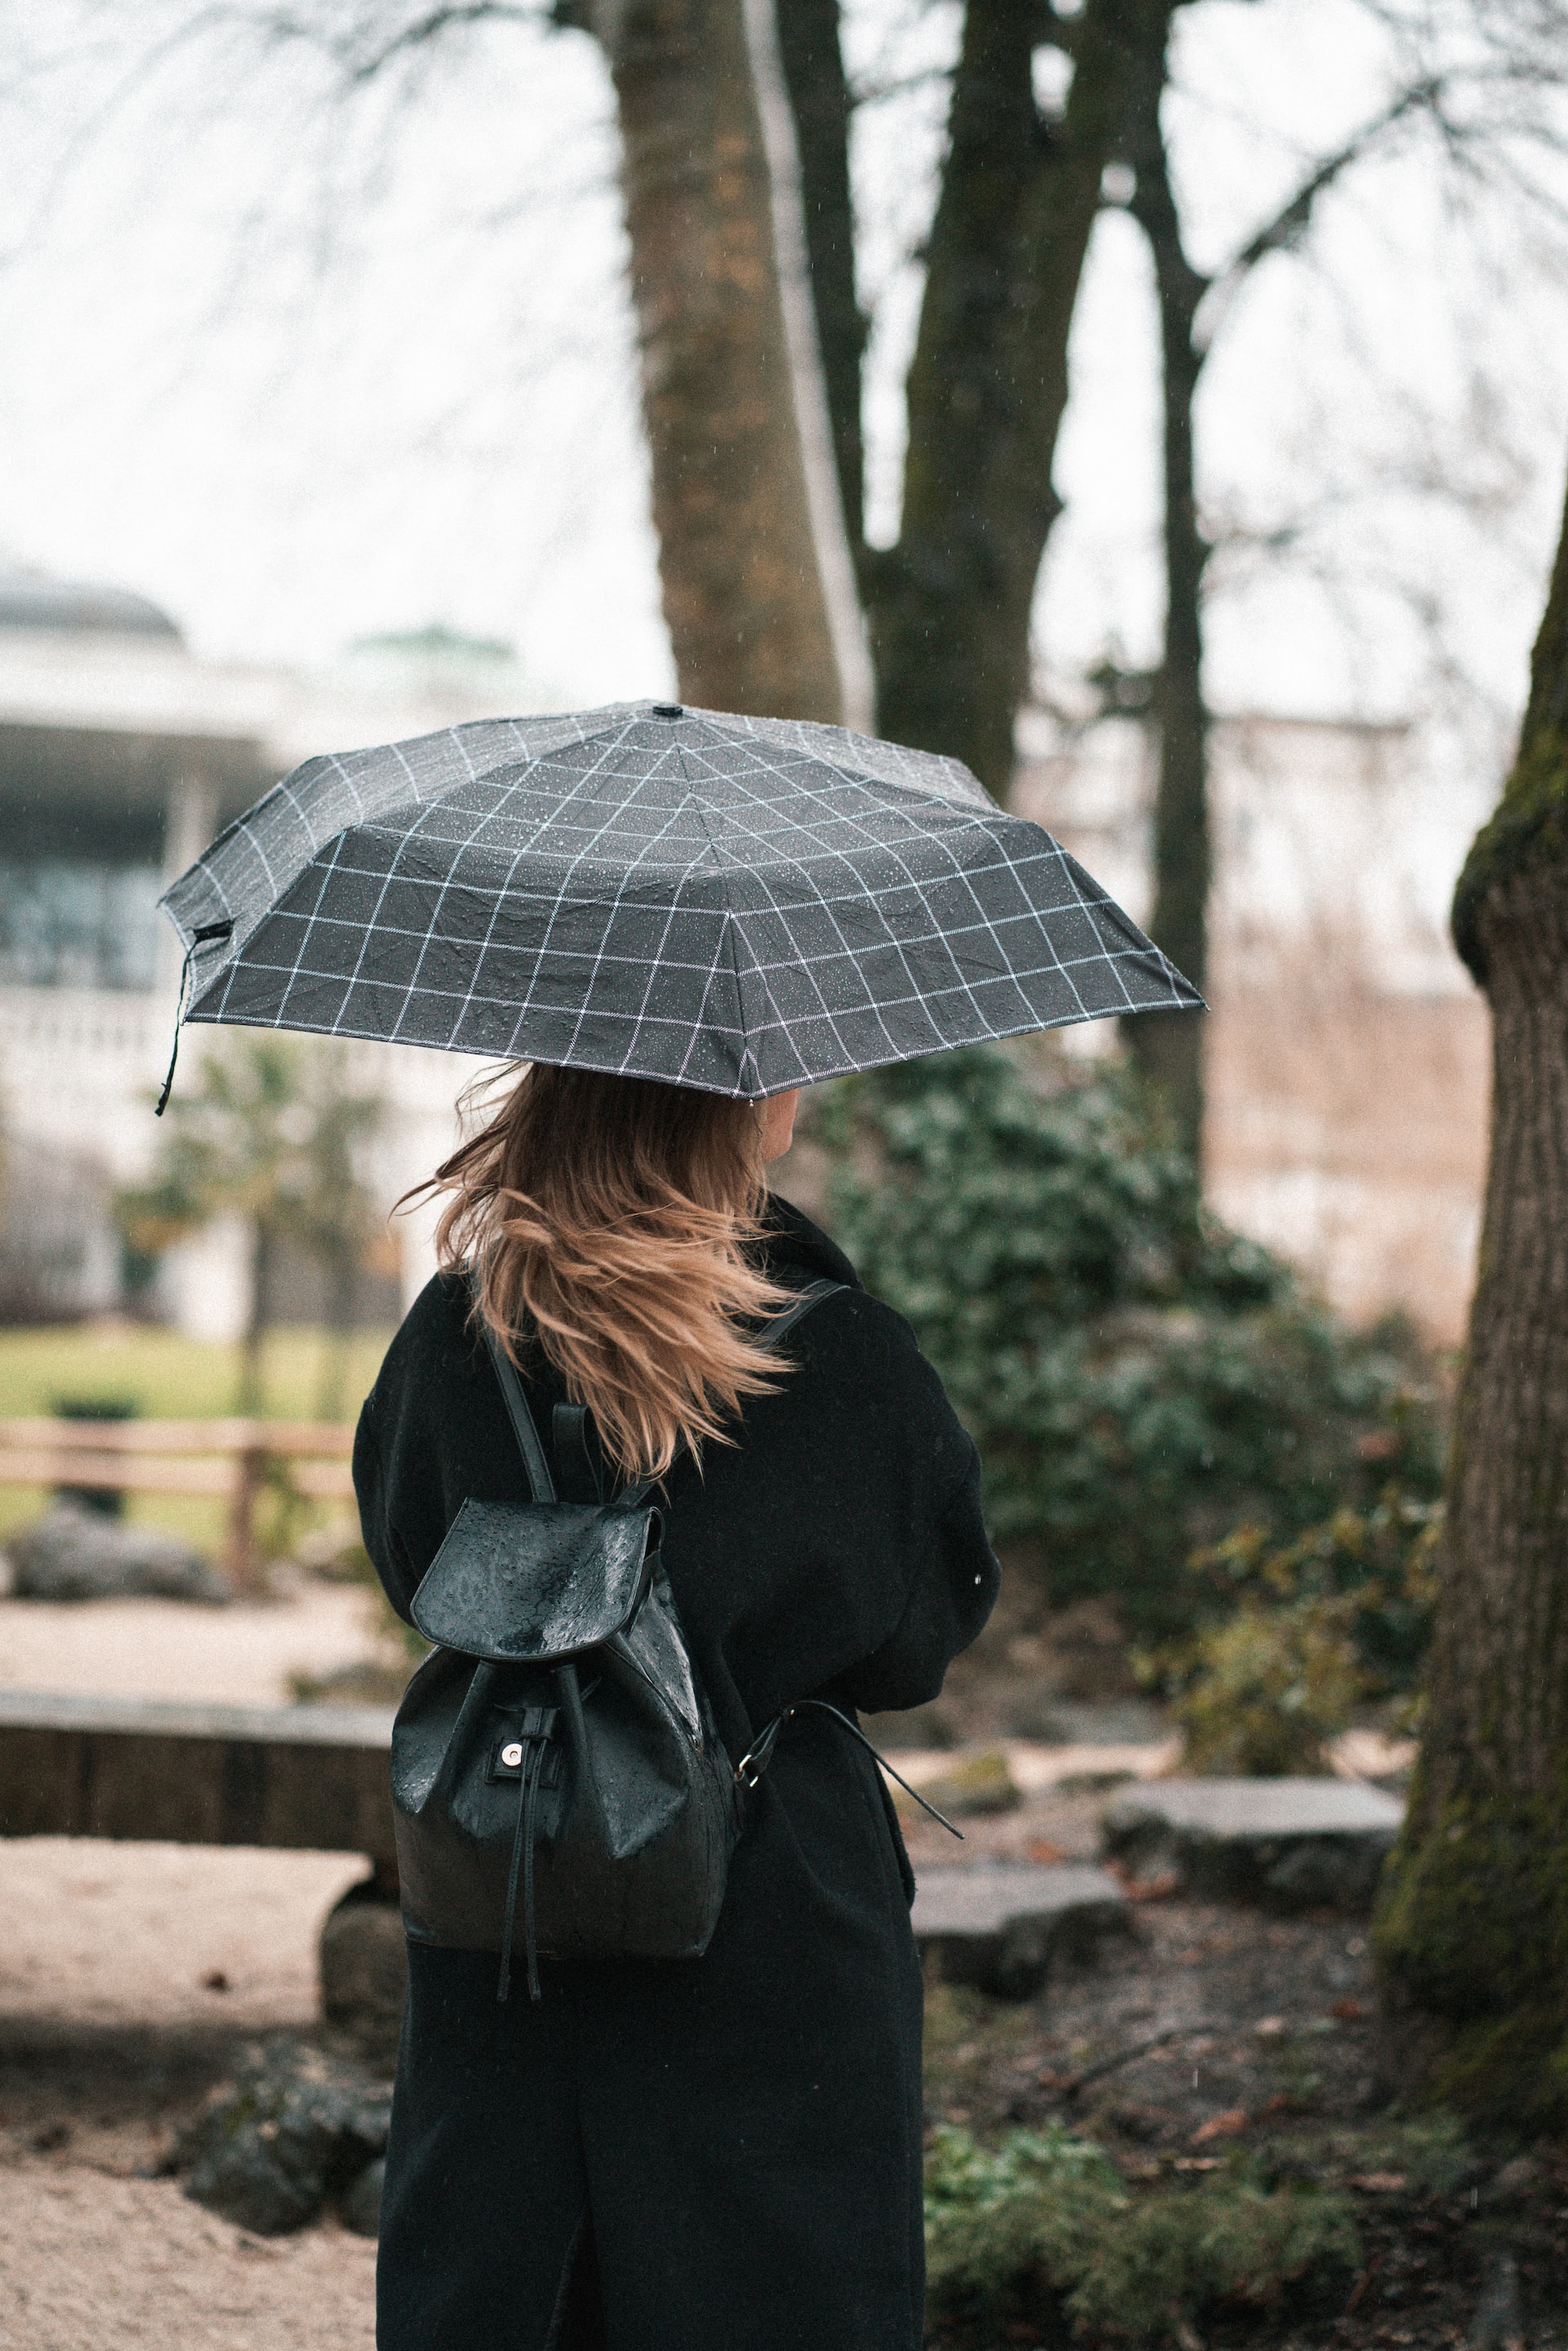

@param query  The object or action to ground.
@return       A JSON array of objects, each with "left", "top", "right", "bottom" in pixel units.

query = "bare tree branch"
[
  {"left": 223, "top": 2, "right": 542, "bottom": 82},
  {"left": 1194, "top": 80, "right": 1440, "bottom": 353}
]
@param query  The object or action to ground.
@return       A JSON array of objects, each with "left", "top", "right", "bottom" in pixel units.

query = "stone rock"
[
  {"left": 0, "top": 1687, "right": 397, "bottom": 1859},
  {"left": 341, "top": 2156, "right": 385, "bottom": 2238},
  {"left": 320, "top": 1881, "right": 408, "bottom": 2059},
  {"left": 1101, "top": 1779, "right": 1405, "bottom": 1912},
  {"left": 8, "top": 1503, "right": 229, "bottom": 1605},
  {"left": 176, "top": 2038, "right": 392, "bottom": 2236},
  {"left": 912, "top": 1864, "right": 1129, "bottom": 2000}
]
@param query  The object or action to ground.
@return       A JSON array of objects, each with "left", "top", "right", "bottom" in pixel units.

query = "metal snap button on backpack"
[{"left": 500, "top": 1742, "right": 523, "bottom": 1768}]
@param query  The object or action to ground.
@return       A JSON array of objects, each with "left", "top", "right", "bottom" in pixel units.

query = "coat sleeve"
[
  {"left": 831, "top": 1437, "right": 1000, "bottom": 1713},
  {"left": 352, "top": 1391, "right": 423, "bottom": 1627}
]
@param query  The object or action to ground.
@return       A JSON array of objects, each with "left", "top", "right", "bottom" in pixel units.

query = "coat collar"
[{"left": 760, "top": 1193, "right": 862, "bottom": 1292}]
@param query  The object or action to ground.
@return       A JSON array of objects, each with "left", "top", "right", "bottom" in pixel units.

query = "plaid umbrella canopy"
[{"left": 158, "top": 699, "right": 1201, "bottom": 1102}]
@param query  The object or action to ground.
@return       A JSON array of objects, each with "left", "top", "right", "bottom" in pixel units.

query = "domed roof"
[{"left": 0, "top": 565, "right": 183, "bottom": 641}]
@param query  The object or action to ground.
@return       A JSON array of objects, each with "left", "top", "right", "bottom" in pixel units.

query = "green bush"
[
  {"left": 923, "top": 2125, "right": 1359, "bottom": 2341},
  {"left": 815, "top": 1047, "right": 1443, "bottom": 1636},
  {"left": 1157, "top": 1600, "right": 1364, "bottom": 1775},
  {"left": 1142, "top": 1488, "right": 1441, "bottom": 1771}
]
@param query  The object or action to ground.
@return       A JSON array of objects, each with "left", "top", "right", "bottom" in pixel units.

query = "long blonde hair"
[{"left": 415, "top": 1064, "right": 795, "bottom": 1478}]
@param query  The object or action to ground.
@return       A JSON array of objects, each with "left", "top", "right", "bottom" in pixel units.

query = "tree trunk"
[
  {"left": 771, "top": 0, "right": 866, "bottom": 573},
  {"left": 868, "top": 0, "right": 1169, "bottom": 800},
  {"left": 1373, "top": 465, "right": 1568, "bottom": 2123},
  {"left": 598, "top": 0, "right": 845, "bottom": 722},
  {"left": 1121, "top": 38, "right": 1210, "bottom": 1163}
]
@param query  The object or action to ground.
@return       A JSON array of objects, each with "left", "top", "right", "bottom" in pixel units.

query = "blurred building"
[
  {"left": 0, "top": 569, "right": 1491, "bottom": 1344},
  {"left": 1015, "top": 709, "right": 1491, "bottom": 1343},
  {"left": 0, "top": 565, "right": 507, "bottom": 1335}
]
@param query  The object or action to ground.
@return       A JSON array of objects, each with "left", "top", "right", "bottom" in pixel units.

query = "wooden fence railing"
[{"left": 0, "top": 1419, "right": 356, "bottom": 1590}]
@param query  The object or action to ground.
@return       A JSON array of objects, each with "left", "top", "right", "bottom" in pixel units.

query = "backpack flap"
[{"left": 411, "top": 1498, "right": 660, "bottom": 1662}]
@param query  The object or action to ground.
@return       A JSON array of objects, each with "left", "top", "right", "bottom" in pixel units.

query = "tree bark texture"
[
  {"left": 1120, "top": 36, "right": 1210, "bottom": 1163},
  {"left": 601, "top": 0, "right": 844, "bottom": 722},
  {"left": 1374, "top": 469, "right": 1568, "bottom": 2122},
  {"left": 866, "top": 0, "right": 1170, "bottom": 800},
  {"left": 771, "top": 0, "right": 866, "bottom": 569}
]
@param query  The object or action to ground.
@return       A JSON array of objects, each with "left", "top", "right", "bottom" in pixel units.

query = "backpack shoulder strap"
[
  {"left": 474, "top": 1269, "right": 849, "bottom": 1512},
  {"left": 473, "top": 1286, "right": 557, "bottom": 1504},
  {"left": 756, "top": 1276, "right": 848, "bottom": 1348},
  {"left": 615, "top": 1277, "right": 848, "bottom": 1512}
]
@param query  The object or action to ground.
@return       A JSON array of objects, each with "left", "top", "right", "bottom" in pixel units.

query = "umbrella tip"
[{"left": 651, "top": 702, "right": 684, "bottom": 719}]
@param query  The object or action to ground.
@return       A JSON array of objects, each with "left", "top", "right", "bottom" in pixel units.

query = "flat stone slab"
[
  {"left": 912, "top": 1863, "right": 1128, "bottom": 2001},
  {"left": 0, "top": 1686, "right": 396, "bottom": 1864},
  {"left": 1102, "top": 1778, "right": 1405, "bottom": 1912}
]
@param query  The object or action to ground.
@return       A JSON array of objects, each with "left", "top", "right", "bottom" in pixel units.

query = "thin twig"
[{"left": 1055, "top": 2024, "right": 1201, "bottom": 2102}]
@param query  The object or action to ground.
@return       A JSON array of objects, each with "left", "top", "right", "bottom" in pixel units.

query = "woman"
[{"left": 354, "top": 1062, "right": 1000, "bottom": 2351}]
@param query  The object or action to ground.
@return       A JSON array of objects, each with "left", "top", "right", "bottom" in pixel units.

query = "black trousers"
[{"left": 376, "top": 1743, "right": 926, "bottom": 2351}]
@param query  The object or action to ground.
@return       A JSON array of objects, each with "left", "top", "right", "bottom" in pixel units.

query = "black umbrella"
[{"left": 158, "top": 699, "right": 1200, "bottom": 1105}]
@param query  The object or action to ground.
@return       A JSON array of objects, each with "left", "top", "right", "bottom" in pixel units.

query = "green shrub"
[
  {"left": 1158, "top": 1598, "right": 1364, "bottom": 1774},
  {"left": 1187, "top": 1491, "right": 1441, "bottom": 1694},
  {"left": 1142, "top": 1487, "right": 1441, "bottom": 1771},
  {"left": 814, "top": 1047, "right": 1443, "bottom": 1636},
  {"left": 923, "top": 2126, "right": 1359, "bottom": 2341}
]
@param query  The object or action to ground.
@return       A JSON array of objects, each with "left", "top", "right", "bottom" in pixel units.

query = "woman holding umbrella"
[{"left": 159, "top": 701, "right": 1199, "bottom": 2349}]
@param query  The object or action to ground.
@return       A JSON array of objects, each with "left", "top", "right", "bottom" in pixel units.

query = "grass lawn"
[{"left": 0, "top": 1323, "right": 395, "bottom": 1547}]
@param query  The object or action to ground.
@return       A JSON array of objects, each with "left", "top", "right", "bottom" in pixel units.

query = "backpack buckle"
[{"left": 490, "top": 1705, "right": 561, "bottom": 1786}]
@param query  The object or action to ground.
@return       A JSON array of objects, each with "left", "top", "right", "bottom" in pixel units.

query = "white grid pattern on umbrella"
[{"left": 162, "top": 702, "right": 1200, "bottom": 1098}]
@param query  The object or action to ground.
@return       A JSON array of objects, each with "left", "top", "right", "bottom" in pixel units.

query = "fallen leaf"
[
  {"left": 1330, "top": 1997, "right": 1367, "bottom": 2021},
  {"left": 1257, "top": 2093, "right": 1295, "bottom": 2117},
  {"left": 1027, "top": 1838, "right": 1066, "bottom": 1864},
  {"left": 1191, "top": 2109, "right": 1250, "bottom": 2145},
  {"left": 1105, "top": 1859, "right": 1180, "bottom": 1901},
  {"left": 1348, "top": 2171, "right": 1406, "bottom": 2193}
]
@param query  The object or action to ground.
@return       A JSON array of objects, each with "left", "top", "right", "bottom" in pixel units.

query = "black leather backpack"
[{"left": 389, "top": 1277, "right": 848, "bottom": 2001}]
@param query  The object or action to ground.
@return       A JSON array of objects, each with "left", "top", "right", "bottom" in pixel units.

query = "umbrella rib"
[
  {"left": 266, "top": 744, "right": 416, "bottom": 1034},
  {"left": 399, "top": 715, "right": 651, "bottom": 1053},
  {"left": 668, "top": 791, "right": 773, "bottom": 1096},
  {"left": 675, "top": 750, "right": 875, "bottom": 1084},
  {"left": 676, "top": 738, "right": 1025, "bottom": 1054},
  {"left": 560, "top": 770, "right": 725, "bottom": 1079}
]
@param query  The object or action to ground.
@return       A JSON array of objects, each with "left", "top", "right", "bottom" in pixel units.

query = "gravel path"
[
  {"left": 0, "top": 1584, "right": 376, "bottom": 1706},
  {"left": 0, "top": 1587, "right": 382, "bottom": 2349},
  {"left": 0, "top": 2172, "right": 375, "bottom": 2351}
]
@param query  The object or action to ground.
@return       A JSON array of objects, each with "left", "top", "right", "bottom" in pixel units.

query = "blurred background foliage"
[
  {"left": 807, "top": 1040, "right": 1446, "bottom": 1645},
  {"left": 1141, "top": 1489, "right": 1442, "bottom": 1773}
]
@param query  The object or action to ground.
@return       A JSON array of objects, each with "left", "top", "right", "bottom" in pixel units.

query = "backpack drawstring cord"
[
  {"left": 496, "top": 1711, "right": 557, "bottom": 2003},
  {"left": 734, "top": 1700, "right": 964, "bottom": 1839}
]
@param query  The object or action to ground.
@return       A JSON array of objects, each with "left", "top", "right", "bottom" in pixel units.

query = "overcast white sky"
[{"left": 2, "top": 0, "right": 1566, "bottom": 793}]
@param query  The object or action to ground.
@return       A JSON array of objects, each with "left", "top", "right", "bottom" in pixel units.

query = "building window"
[
  {"left": 0, "top": 857, "right": 163, "bottom": 991},
  {"left": 0, "top": 801, "right": 166, "bottom": 993}
]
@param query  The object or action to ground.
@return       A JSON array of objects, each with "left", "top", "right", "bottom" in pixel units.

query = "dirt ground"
[
  {"left": 0, "top": 1583, "right": 377, "bottom": 1707},
  {"left": 0, "top": 1587, "right": 388, "bottom": 2349},
  {"left": 1, "top": 1587, "right": 1561, "bottom": 2349},
  {"left": 907, "top": 1798, "right": 1568, "bottom": 2351},
  {"left": 0, "top": 1841, "right": 376, "bottom": 2349}
]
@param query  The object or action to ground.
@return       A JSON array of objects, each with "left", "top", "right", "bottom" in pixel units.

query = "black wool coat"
[{"left": 354, "top": 1197, "right": 1000, "bottom": 2351}]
